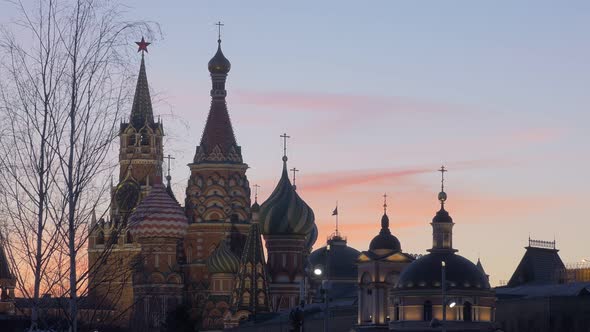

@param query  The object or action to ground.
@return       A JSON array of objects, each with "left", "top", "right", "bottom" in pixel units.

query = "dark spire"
[
  {"left": 194, "top": 33, "right": 241, "bottom": 164},
  {"left": 129, "top": 42, "right": 154, "bottom": 129},
  {"left": 230, "top": 220, "right": 271, "bottom": 315}
]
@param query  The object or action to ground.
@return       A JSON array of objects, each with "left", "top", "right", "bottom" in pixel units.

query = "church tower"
[
  {"left": 183, "top": 32, "right": 251, "bottom": 306},
  {"left": 258, "top": 147, "right": 316, "bottom": 311}
]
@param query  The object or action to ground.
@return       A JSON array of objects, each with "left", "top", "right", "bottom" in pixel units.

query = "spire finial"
[
  {"left": 216, "top": 21, "right": 224, "bottom": 44},
  {"left": 280, "top": 133, "right": 290, "bottom": 164},
  {"left": 136, "top": 37, "right": 150, "bottom": 55},
  {"left": 437, "top": 165, "right": 448, "bottom": 207},
  {"left": 253, "top": 184, "right": 260, "bottom": 203},
  {"left": 383, "top": 193, "right": 388, "bottom": 215},
  {"left": 290, "top": 167, "right": 299, "bottom": 190},
  {"left": 164, "top": 154, "right": 175, "bottom": 187}
]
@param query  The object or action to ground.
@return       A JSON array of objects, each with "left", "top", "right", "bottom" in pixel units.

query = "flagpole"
[{"left": 335, "top": 201, "right": 339, "bottom": 234}]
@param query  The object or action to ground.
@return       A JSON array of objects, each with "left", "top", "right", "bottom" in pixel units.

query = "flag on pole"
[{"left": 332, "top": 206, "right": 338, "bottom": 216}]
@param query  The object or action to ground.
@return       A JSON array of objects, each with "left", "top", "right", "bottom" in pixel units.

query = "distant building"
[
  {"left": 389, "top": 173, "right": 496, "bottom": 332},
  {"left": 496, "top": 239, "right": 590, "bottom": 332},
  {"left": 356, "top": 201, "right": 414, "bottom": 331}
]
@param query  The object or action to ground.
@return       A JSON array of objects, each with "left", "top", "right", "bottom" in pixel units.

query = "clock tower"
[{"left": 88, "top": 38, "right": 163, "bottom": 326}]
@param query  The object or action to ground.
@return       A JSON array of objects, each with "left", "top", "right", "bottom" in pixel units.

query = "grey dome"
[
  {"left": 308, "top": 236, "right": 360, "bottom": 280},
  {"left": 369, "top": 214, "right": 401, "bottom": 252},
  {"left": 396, "top": 252, "right": 490, "bottom": 290},
  {"left": 208, "top": 42, "right": 231, "bottom": 74}
]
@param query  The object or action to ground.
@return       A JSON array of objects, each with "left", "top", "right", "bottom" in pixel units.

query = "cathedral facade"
[{"left": 87, "top": 36, "right": 316, "bottom": 331}]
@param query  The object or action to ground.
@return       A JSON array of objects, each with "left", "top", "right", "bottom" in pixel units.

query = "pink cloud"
[{"left": 233, "top": 89, "right": 463, "bottom": 116}]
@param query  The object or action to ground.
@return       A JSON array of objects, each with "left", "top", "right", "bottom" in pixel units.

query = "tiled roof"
[
  {"left": 129, "top": 56, "right": 154, "bottom": 129},
  {"left": 128, "top": 184, "right": 188, "bottom": 239},
  {"left": 507, "top": 246, "right": 565, "bottom": 287}
]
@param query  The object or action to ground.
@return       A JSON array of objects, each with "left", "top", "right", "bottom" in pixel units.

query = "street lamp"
[
  {"left": 314, "top": 266, "right": 323, "bottom": 276},
  {"left": 440, "top": 261, "right": 456, "bottom": 332}
]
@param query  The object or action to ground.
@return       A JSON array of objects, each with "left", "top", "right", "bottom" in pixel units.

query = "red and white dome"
[{"left": 128, "top": 184, "right": 188, "bottom": 239}]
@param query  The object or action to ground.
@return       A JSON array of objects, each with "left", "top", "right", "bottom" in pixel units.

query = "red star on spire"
[{"left": 136, "top": 37, "right": 150, "bottom": 53}]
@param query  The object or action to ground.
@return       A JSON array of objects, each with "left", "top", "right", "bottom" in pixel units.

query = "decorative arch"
[
  {"left": 149, "top": 272, "right": 165, "bottom": 284},
  {"left": 167, "top": 273, "right": 182, "bottom": 284},
  {"left": 361, "top": 272, "right": 372, "bottom": 284},
  {"left": 204, "top": 184, "right": 227, "bottom": 197}
]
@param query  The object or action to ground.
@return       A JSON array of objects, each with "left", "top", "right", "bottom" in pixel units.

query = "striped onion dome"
[
  {"left": 305, "top": 223, "right": 318, "bottom": 250},
  {"left": 206, "top": 240, "right": 239, "bottom": 274},
  {"left": 128, "top": 184, "right": 188, "bottom": 239},
  {"left": 259, "top": 159, "right": 316, "bottom": 236}
]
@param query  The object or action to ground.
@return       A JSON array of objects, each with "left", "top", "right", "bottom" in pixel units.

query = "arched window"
[
  {"left": 128, "top": 134, "right": 136, "bottom": 147},
  {"left": 423, "top": 301, "right": 432, "bottom": 321},
  {"left": 395, "top": 304, "right": 400, "bottom": 321},
  {"left": 140, "top": 131, "right": 150, "bottom": 145},
  {"left": 126, "top": 231, "right": 133, "bottom": 243},
  {"left": 463, "top": 301, "right": 472, "bottom": 322},
  {"left": 243, "top": 292, "right": 250, "bottom": 305},
  {"left": 96, "top": 231, "right": 105, "bottom": 245}
]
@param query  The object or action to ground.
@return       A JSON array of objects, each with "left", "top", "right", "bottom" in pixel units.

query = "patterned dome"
[
  {"left": 260, "top": 161, "right": 315, "bottom": 236},
  {"left": 208, "top": 41, "right": 231, "bottom": 74},
  {"left": 128, "top": 184, "right": 188, "bottom": 239},
  {"left": 305, "top": 223, "right": 318, "bottom": 250},
  {"left": 206, "top": 240, "right": 239, "bottom": 274}
]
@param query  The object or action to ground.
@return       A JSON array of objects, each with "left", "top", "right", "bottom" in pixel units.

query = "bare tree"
[{"left": 0, "top": 1, "right": 156, "bottom": 331}]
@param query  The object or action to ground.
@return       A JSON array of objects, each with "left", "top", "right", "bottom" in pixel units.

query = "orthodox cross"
[
  {"left": 280, "top": 133, "right": 290, "bottom": 159},
  {"left": 253, "top": 184, "right": 260, "bottom": 202},
  {"left": 136, "top": 37, "right": 150, "bottom": 55},
  {"left": 438, "top": 165, "right": 447, "bottom": 191},
  {"left": 216, "top": 21, "right": 224, "bottom": 41},
  {"left": 290, "top": 167, "right": 299, "bottom": 187},
  {"left": 164, "top": 154, "right": 175, "bottom": 177},
  {"left": 383, "top": 193, "right": 388, "bottom": 214}
]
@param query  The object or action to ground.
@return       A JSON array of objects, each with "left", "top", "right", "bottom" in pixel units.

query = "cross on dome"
[
  {"left": 216, "top": 21, "right": 224, "bottom": 43},
  {"left": 290, "top": 167, "right": 299, "bottom": 190},
  {"left": 280, "top": 133, "right": 290, "bottom": 162}
]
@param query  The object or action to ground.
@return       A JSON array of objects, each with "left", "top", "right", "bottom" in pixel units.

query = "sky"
[{"left": 1, "top": 1, "right": 589, "bottom": 286}]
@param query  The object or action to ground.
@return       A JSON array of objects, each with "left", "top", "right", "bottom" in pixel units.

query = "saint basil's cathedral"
[
  {"left": 87, "top": 34, "right": 317, "bottom": 331},
  {"left": 85, "top": 32, "right": 497, "bottom": 332}
]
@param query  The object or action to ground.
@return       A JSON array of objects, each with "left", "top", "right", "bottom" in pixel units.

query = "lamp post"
[
  {"left": 442, "top": 261, "right": 446, "bottom": 332},
  {"left": 324, "top": 244, "right": 331, "bottom": 332}
]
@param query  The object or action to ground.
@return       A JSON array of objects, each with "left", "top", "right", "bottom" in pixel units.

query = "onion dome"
[
  {"left": 396, "top": 252, "right": 491, "bottom": 290},
  {"left": 305, "top": 223, "right": 318, "bottom": 250},
  {"left": 259, "top": 159, "right": 316, "bottom": 236},
  {"left": 369, "top": 212, "right": 402, "bottom": 252},
  {"left": 206, "top": 240, "right": 240, "bottom": 274},
  {"left": 208, "top": 40, "right": 231, "bottom": 74},
  {"left": 251, "top": 201, "right": 260, "bottom": 213},
  {"left": 128, "top": 184, "right": 188, "bottom": 239}
]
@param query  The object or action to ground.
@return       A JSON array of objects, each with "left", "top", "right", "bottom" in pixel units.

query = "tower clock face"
[{"left": 115, "top": 181, "right": 140, "bottom": 212}]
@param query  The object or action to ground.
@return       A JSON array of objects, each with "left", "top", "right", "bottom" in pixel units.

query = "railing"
[{"left": 528, "top": 238, "right": 556, "bottom": 250}]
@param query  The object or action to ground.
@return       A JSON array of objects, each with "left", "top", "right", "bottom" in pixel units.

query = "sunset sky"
[{"left": 2, "top": 1, "right": 589, "bottom": 285}]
